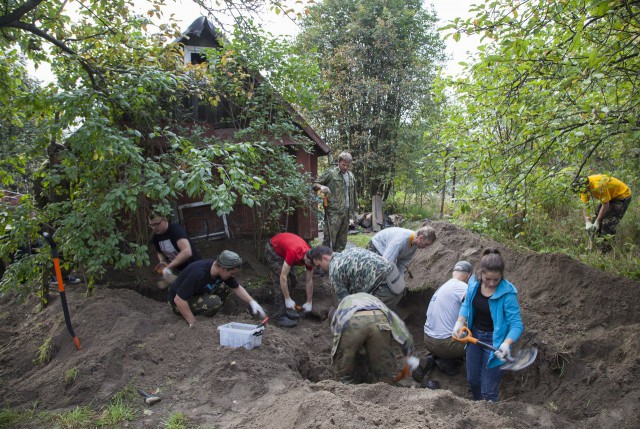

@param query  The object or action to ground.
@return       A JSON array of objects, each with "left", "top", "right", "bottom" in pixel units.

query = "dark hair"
[
  {"left": 309, "top": 246, "right": 332, "bottom": 261},
  {"left": 478, "top": 248, "right": 505, "bottom": 276}
]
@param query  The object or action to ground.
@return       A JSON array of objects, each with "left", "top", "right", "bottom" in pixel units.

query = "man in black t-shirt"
[
  {"left": 149, "top": 214, "right": 200, "bottom": 289},
  {"left": 168, "top": 250, "right": 266, "bottom": 326}
]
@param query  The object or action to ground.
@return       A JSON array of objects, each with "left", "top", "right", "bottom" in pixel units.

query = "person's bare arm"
[
  {"left": 166, "top": 238, "right": 193, "bottom": 270},
  {"left": 304, "top": 269, "right": 313, "bottom": 304},
  {"left": 174, "top": 295, "right": 196, "bottom": 326},
  {"left": 280, "top": 261, "right": 293, "bottom": 300}
]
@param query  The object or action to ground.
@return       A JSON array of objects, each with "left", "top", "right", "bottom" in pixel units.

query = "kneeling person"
[
  {"left": 332, "top": 293, "right": 418, "bottom": 384},
  {"left": 168, "top": 250, "right": 266, "bottom": 326}
]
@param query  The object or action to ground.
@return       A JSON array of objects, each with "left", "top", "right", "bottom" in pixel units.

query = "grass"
[
  {"left": 56, "top": 406, "right": 93, "bottom": 428},
  {"left": 64, "top": 368, "right": 78, "bottom": 386},
  {"left": 32, "top": 336, "right": 53, "bottom": 365},
  {"left": 162, "top": 412, "right": 200, "bottom": 429}
]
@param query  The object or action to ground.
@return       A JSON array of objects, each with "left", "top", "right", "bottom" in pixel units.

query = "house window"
[{"left": 191, "top": 52, "right": 206, "bottom": 65}]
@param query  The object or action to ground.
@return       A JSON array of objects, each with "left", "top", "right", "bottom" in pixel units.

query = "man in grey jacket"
[{"left": 367, "top": 226, "right": 436, "bottom": 275}]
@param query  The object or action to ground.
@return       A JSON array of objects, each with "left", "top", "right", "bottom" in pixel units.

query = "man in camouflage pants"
[
  {"left": 331, "top": 293, "right": 418, "bottom": 384},
  {"left": 167, "top": 251, "right": 266, "bottom": 327},
  {"left": 309, "top": 246, "right": 406, "bottom": 311},
  {"left": 313, "top": 152, "right": 358, "bottom": 252}
]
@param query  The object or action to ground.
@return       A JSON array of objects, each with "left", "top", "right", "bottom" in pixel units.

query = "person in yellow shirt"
[{"left": 572, "top": 174, "right": 631, "bottom": 250}]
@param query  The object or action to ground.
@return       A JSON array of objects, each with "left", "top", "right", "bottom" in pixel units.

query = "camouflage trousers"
[
  {"left": 595, "top": 196, "right": 631, "bottom": 236},
  {"left": 332, "top": 310, "right": 397, "bottom": 384},
  {"left": 169, "top": 288, "right": 231, "bottom": 317},
  {"left": 323, "top": 209, "right": 350, "bottom": 252}
]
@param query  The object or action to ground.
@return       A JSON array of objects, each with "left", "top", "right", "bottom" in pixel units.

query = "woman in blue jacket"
[{"left": 452, "top": 248, "right": 523, "bottom": 401}]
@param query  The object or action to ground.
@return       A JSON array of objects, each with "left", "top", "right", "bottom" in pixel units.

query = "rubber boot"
[{"left": 274, "top": 294, "right": 298, "bottom": 328}]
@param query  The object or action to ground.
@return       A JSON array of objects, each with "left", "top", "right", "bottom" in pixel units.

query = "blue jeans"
[{"left": 466, "top": 328, "right": 503, "bottom": 402}]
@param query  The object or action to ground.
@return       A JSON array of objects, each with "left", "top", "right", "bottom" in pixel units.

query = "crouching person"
[
  {"left": 168, "top": 250, "right": 266, "bottom": 327},
  {"left": 331, "top": 292, "right": 418, "bottom": 384}
]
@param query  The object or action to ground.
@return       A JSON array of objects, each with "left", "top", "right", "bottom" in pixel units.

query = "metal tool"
[
  {"left": 321, "top": 192, "right": 333, "bottom": 249},
  {"left": 43, "top": 232, "right": 81, "bottom": 351},
  {"left": 138, "top": 389, "right": 162, "bottom": 406},
  {"left": 453, "top": 326, "right": 537, "bottom": 371}
]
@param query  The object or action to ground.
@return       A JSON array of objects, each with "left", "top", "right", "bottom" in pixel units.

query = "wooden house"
[{"left": 173, "top": 17, "right": 330, "bottom": 241}]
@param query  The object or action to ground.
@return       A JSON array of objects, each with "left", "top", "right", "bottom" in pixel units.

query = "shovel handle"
[{"left": 453, "top": 326, "right": 499, "bottom": 352}]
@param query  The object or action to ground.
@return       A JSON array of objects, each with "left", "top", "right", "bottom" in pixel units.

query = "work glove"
[
  {"left": 585, "top": 221, "right": 594, "bottom": 232},
  {"left": 302, "top": 302, "right": 313, "bottom": 313},
  {"left": 249, "top": 300, "right": 266, "bottom": 318},
  {"left": 451, "top": 320, "right": 464, "bottom": 339},
  {"left": 284, "top": 298, "right": 297, "bottom": 310},
  {"left": 406, "top": 356, "right": 420, "bottom": 371},
  {"left": 319, "top": 185, "right": 331, "bottom": 195},
  {"left": 494, "top": 342, "right": 511, "bottom": 361},
  {"left": 593, "top": 220, "right": 600, "bottom": 231},
  {"left": 162, "top": 267, "right": 177, "bottom": 282}
]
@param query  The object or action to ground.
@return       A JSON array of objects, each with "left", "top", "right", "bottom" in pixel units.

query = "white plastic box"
[{"left": 217, "top": 322, "right": 264, "bottom": 350}]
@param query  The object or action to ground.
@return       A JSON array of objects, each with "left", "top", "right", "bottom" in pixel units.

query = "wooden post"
[{"left": 372, "top": 194, "right": 383, "bottom": 231}]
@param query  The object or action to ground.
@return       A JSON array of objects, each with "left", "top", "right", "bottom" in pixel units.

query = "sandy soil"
[{"left": 1, "top": 221, "right": 639, "bottom": 428}]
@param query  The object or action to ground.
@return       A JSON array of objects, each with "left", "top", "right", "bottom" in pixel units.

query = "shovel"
[
  {"left": 138, "top": 389, "right": 162, "bottom": 406},
  {"left": 454, "top": 326, "right": 537, "bottom": 371}
]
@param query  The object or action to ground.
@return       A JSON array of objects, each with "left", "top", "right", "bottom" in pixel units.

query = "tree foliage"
[
  {"left": 297, "top": 0, "right": 445, "bottom": 202},
  {"left": 0, "top": 1, "right": 321, "bottom": 298},
  {"left": 440, "top": 0, "right": 640, "bottom": 224}
]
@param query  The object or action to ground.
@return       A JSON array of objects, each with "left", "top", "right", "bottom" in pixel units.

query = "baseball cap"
[
  {"left": 217, "top": 250, "right": 243, "bottom": 269},
  {"left": 452, "top": 260, "right": 473, "bottom": 273}
]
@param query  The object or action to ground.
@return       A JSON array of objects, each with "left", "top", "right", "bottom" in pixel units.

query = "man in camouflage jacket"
[
  {"left": 309, "top": 246, "right": 406, "bottom": 310},
  {"left": 331, "top": 292, "right": 417, "bottom": 384},
  {"left": 313, "top": 152, "right": 358, "bottom": 252}
]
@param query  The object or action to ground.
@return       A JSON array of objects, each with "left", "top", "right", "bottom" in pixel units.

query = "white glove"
[
  {"left": 585, "top": 221, "right": 593, "bottom": 232},
  {"left": 593, "top": 220, "right": 600, "bottom": 231},
  {"left": 284, "top": 298, "right": 296, "bottom": 310},
  {"left": 162, "top": 267, "right": 177, "bottom": 281},
  {"left": 451, "top": 320, "right": 464, "bottom": 339},
  {"left": 249, "top": 300, "right": 266, "bottom": 318},
  {"left": 320, "top": 185, "right": 331, "bottom": 195},
  {"left": 406, "top": 356, "right": 420, "bottom": 371},
  {"left": 302, "top": 302, "right": 312, "bottom": 313},
  {"left": 494, "top": 342, "right": 511, "bottom": 361}
]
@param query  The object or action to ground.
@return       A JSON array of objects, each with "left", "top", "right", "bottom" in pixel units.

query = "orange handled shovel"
[
  {"left": 453, "top": 326, "right": 537, "bottom": 371},
  {"left": 43, "top": 232, "right": 81, "bottom": 350}
]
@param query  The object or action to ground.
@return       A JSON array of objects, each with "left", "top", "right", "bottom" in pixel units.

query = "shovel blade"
[{"left": 501, "top": 347, "right": 538, "bottom": 371}]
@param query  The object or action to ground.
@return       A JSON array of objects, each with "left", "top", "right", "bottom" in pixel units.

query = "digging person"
[
  {"left": 309, "top": 246, "right": 406, "bottom": 311},
  {"left": 149, "top": 213, "right": 200, "bottom": 289},
  {"left": 312, "top": 152, "right": 358, "bottom": 252},
  {"left": 452, "top": 249, "right": 524, "bottom": 402},
  {"left": 367, "top": 226, "right": 436, "bottom": 275},
  {"left": 414, "top": 260, "right": 473, "bottom": 384},
  {"left": 571, "top": 174, "right": 631, "bottom": 252},
  {"left": 167, "top": 250, "right": 266, "bottom": 327},
  {"left": 264, "top": 232, "right": 314, "bottom": 328},
  {"left": 331, "top": 292, "right": 419, "bottom": 384}
]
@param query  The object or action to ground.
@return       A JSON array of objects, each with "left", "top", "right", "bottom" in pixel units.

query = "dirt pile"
[{"left": 1, "top": 221, "right": 638, "bottom": 428}]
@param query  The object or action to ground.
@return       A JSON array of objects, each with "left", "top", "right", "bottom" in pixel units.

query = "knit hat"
[
  {"left": 452, "top": 260, "right": 473, "bottom": 273},
  {"left": 217, "top": 250, "right": 243, "bottom": 269}
]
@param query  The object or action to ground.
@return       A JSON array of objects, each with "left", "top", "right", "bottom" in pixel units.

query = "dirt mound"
[{"left": 1, "top": 221, "right": 638, "bottom": 428}]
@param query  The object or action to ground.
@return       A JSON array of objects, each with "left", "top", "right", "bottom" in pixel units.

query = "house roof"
[{"left": 176, "top": 17, "right": 330, "bottom": 155}]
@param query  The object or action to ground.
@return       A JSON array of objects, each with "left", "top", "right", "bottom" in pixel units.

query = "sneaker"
[
  {"left": 67, "top": 275, "right": 82, "bottom": 284},
  {"left": 411, "top": 355, "right": 435, "bottom": 383},
  {"left": 274, "top": 315, "right": 298, "bottom": 328}
]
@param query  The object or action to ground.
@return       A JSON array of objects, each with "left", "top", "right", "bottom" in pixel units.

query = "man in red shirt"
[{"left": 265, "top": 233, "right": 314, "bottom": 327}]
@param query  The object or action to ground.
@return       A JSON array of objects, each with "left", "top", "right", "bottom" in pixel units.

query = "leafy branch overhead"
[{"left": 0, "top": 0, "right": 320, "bottom": 296}]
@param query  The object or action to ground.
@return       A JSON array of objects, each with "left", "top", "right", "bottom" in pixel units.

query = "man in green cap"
[{"left": 167, "top": 250, "right": 266, "bottom": 327}]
